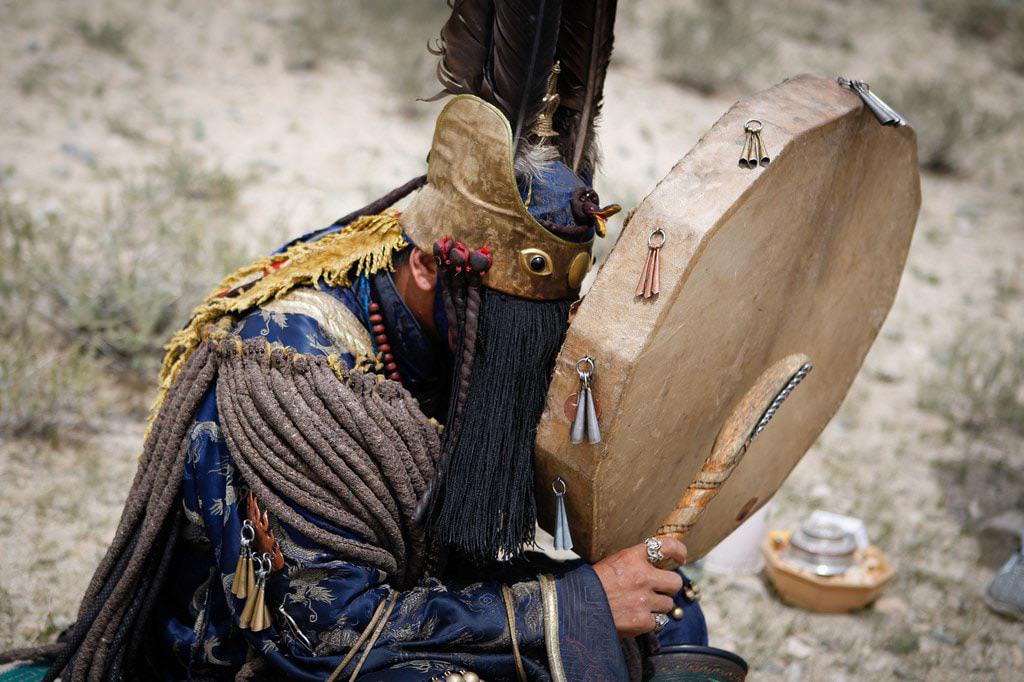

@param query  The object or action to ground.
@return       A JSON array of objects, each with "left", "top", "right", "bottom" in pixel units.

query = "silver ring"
[
  {"left": 645, "top": 537, "right": 664, "bottom": 564},
  {"left": 647, "top": 228, "right": 667, "bottom": 248},
  {"left": 575, "top": 356, "right": 595, "bottom": 378},
  {"left": 256, "top": 553, "right": 273, "bottom": 577},
  {"left": 654, "top": 613, "right": 670, "bottom": 632}
]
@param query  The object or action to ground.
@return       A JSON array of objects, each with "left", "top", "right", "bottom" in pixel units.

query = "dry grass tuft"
[
  {"left": 16, "top": 59, "right": 56, "bottom": 97},
  {"left": 881, "top": 75, "right": 1013, "bottom": 175},
  {"left": 74, "top": 17, "right": 134, "bottom": 56},
  {"left": 920, "top": 324, "right": 1024, "bottom": 437},
  {"left": 0, "top": 152, "right": 250, "bottom": 437},
  {"left": 0, "top": 200, "right": 99, "bottom": 437},
  {"left": 926, "top": 0, "right": 1024, "bottom": 73},
  {"left": 655, "top": 0, "right": 769, "bottom": 95},
  {"left": 282, "top": 0, "right": 448, "bottom": 114},
  {"left": 890, "top": 79, "right": 971, "bottom": 174}
]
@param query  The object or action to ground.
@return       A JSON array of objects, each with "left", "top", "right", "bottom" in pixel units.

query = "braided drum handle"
[{"left": 654, "top": 354, "right": 813, "bottom": 568}]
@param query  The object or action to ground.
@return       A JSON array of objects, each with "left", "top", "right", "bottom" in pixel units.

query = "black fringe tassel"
[{"left": 428, "top": 288, "right": 570, "bottom": 565}]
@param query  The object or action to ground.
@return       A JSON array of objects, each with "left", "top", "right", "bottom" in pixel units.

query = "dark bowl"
[{"left": 646, "top": 645, "right": 749, "bottom": 682}]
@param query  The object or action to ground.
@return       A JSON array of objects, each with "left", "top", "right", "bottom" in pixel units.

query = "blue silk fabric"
[{"left": 143, "top": 235, "right": 707, "bottom": 680}]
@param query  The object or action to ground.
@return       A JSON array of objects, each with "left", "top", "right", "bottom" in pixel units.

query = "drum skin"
[{"left": 534, "top": 74, "right": 920, "bottom": 562}]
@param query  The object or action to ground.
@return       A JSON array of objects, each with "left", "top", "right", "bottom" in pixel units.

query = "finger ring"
[
  {"left": 654, "top": 613, "right": 669, "bottom": 632},
  {"left": 644, "top": 537, "right": 664, "bottom": 565}
]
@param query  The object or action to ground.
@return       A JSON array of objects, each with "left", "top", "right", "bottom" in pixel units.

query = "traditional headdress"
[{"left": 404, "top": 0, "right": 620, "bottom": 564}]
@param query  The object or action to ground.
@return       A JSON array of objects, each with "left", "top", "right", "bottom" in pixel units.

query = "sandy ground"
[{"left": 2, "top": 0, "right": 1023, "bottom": 679}]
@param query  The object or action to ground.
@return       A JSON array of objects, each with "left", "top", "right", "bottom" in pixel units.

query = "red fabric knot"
[
  {"left": 448, "top": 242, "right": 470, "bottom": 273},
  {"left": 468, "top": 246, "right": 493, "bottom": 275}
]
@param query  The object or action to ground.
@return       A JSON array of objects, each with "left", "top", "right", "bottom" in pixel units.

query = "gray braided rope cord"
[{"left": 216, "top": 341, "right": 440, "bottom": 582}]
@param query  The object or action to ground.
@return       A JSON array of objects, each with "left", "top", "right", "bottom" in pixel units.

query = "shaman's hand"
[{"left": 593, "top": 536, "right": 687, "bottom": 638}]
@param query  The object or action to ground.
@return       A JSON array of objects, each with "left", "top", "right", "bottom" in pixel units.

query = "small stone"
[
  {"left": 726, "top": 575, "right": 768, "bottom": 598},
  {"left": 49, "top": 164, "right": 71, "bottom": 180},
  {"left": 42, "top": 198, "right": 62, "bottom": 218},
  {"left": 893, "top": 663, "right": 914, "bottom": 679},
  {"left": 286, "top": 53, "right": 318, "bottom": 72},
  {"left": 810, "top": 482, "right": 833, "bottom": 500},
  {"left": 928, "top": 628, "right": 956, "bottom": 645},
  {"left": 60, "top": 141, "right": 98, "bottom": 168},
  {"left": 874, "top": 596, "right": 908, "bottom": 615},
  {"left": 784, "top": 662, "right": 803, "bottom": 682},
  {"left": 785, "top": 636, "right": 814, "bottom": 659},
  {"left": 869, "top": 367, "right": 904, "bottom": 384},
  {"left": 755, "top": 662, "right": 785, "bottom": 675}
]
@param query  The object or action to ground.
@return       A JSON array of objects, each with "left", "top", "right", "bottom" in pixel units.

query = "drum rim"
[{"left": 652, "top": 645, "right": 749, "bottom": 673}]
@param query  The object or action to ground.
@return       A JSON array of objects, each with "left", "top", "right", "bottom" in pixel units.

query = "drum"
[{"left": 535, "top": 75, "right": 920, "bottom": 562}]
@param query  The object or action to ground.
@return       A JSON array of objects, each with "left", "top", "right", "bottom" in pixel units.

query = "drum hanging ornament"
[
  {"left": 552, "top": 476, "right": 574, "bottom": 551},
  {"left": 837, "top": 77, "right": 907, "bottom": 126},
  {"left": 739, "top": 119, "right": 770, "bottom": 169},
  {"left": 570, "top": 356, "right": 601, "bottom": 444},
  {"left": 635, "top": 228, "right": 666, "bottom": 299}
]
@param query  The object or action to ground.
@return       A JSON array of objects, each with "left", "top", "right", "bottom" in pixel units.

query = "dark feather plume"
[
  {"left": 553, "top": 0, "right": 618, "bottom": 177},
  {"left": 435, "top": 0, "right": 494, "bottom": 96},
  {"left": 482, "top": 0, "right": 564, "bottom": 150},
  {"left": 435, "top": 0, "right": 565, "bottom": 157}
]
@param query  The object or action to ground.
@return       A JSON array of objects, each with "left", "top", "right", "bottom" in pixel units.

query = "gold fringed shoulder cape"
[{"left": 155, "top": 212, "right": 407, "bottom": 432}]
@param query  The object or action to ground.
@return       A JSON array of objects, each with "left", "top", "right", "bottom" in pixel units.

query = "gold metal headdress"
[{"left": 400, "top": 95, "right": 594, "bottom": 301}]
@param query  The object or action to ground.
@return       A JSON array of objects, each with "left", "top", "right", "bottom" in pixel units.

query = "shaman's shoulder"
[{"left": 235, "top": 285, "right": 372, "bottom": 363}]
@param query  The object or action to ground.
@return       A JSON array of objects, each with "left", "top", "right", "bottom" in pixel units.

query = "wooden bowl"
[{"left": 762, "top": 532, "right": 895, "bottom": 613}]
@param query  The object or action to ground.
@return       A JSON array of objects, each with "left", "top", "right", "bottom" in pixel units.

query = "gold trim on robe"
[
  {"left": 538, "top": 574, "right": 567, "bottom": 682},
  {"left": 263, "top": 288, "right": 374, "bottom": 359}
]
